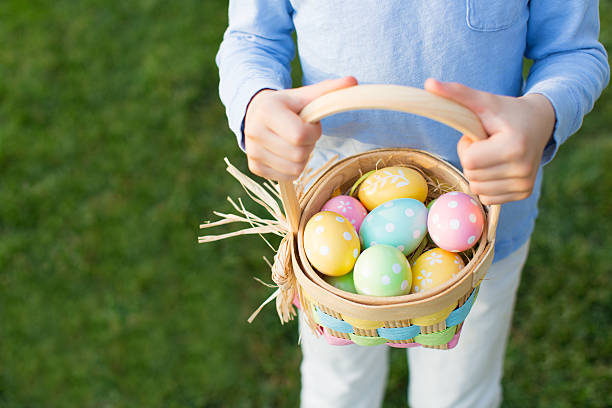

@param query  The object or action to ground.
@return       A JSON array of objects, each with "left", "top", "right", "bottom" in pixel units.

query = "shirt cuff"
[
  {"left": 227, "top": 77, "right": 284, "bottom": 152},
  {"left": 524, "top": 79, "right": 580, "bottom": 166}
]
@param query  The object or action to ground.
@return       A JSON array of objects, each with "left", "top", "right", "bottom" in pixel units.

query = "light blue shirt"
[{"left": 216, "top": 0, "right": 609, "bottom": 261}]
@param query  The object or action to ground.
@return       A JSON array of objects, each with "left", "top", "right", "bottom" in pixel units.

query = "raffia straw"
[
  {"left": 224, "top": 158, "right": 286, "bottom": 223},
  {"left": 199, "top": 156, "right": 339, "bottom": 325},
  {"left": 271, "top": 236, "right": 296, "bottom": 323},
  {"left": 198, "top": 225, "right": 283, "bottom": 243}
]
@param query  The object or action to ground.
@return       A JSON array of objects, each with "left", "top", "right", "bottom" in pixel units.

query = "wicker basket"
[
  {"left": 199, "top": 84, "right": 500, "bottom": 350},
  {"left": 278, "top": 85, "right": 500, "bottom": 349}
]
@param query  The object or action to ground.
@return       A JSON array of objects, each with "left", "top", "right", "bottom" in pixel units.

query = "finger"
[
  {"left": 250, "top": 129, "right": 315, "bottom": 164},
  {"left": 265, "top": 107, "right": 322, "bottom": 147},
  {"left": 424, "top": 78, "right": 497, "bottom": 116},
  {"left": 478, "top": 192, "right": 532, "bottom": 205},
  {"left": 456, "top": 134, "right": 473, "bottom": 160},
  {"left": 459, "top": 132, "right": 521, "bottom": 170},
  {"left": 469, "top": 178, "right": 533, "bottom": 197},
  {"left": 464, "top": 162, "right": 533, "bottom": 182},
  {"left": 247, "top": 159, "right": 294, "bottom": 181},
  {"left": 286, "top": 76, "right": 358, "bottom": 111},
  {"left": 247, "top": 142, "right": 307, "bottom": 180}
]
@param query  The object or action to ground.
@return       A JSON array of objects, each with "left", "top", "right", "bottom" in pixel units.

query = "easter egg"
[
  {"left": 411, "top": 248, "right": 465, "bottom": 294},
  {"left": 410, "top": 248, "right": 465, "bottom": 325},
  {"left": 304, "top": 211, "right": 360, "bottom": 276},
  {"left": 321, "top": 195, "right": 368, "bottom": 232},
  {"left": 323, "top": 270, "right": 357, "bottom": 293},
  {"left": 353, "top": 245, "right": 412, "bottom": 296},
  {"left": 427, "top": 192, "right": 485, "bottom": 252},
  {"left": 359, "top": 198, "right": 427, "bottom": 255},
  {"left": 358, "top": 166, "right": 428, "bottom": 211}
]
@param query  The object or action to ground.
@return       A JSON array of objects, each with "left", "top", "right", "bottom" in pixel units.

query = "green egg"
[
  {"left": 323, "top": 271, "right": 357, "bottom": 293},
  {"left": 426, "top": 198, "right": 437, "bottom": 210},
  {"left": 353, "top": 245, "right": 412, "bottom": 297}
]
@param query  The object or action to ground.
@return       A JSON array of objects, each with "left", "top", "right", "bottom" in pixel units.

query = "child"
[{"left": 216, "top": 2, "right": 609, "bottom": 407}]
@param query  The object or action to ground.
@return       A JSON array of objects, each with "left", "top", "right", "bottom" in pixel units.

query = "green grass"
[{"left": 1, "top": 1, "right": 610, "bottom": 407}]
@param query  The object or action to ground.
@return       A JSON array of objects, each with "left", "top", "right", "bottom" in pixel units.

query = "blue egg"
[{"left": 359, "top": 198, "right": 428, "bottom": 255}]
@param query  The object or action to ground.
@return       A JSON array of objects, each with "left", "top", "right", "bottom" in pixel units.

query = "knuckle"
[
  {"left": 248, "top": 159, "right": 268, "bottom": 178},
  {"left": 291, "top": 126, "right": 311, "bottom": 146},
  {"left": 507, "top": 139, "right": 527, "bottom": 161},
  {"left": 515, "top": 162, "right": 532, "bottom": 178},
  {"left": 247, "top": 158, "right": 261, "bottom": 173},
  {"left": 461, "top": 155, "right": 477, "bottom": 171},
  {"left": 246, "top": 145, "right": 261, "bottom": 161},
  {"left": 293, "top": 146, "right": 312, "bottom": 163},
  {"left": 469, "top": 182, "right": 482, "bottom": 195},
  {"left": 519, "top": 179, "right": 533, "bottom": 192},
  {"left": 480, "top": 196, "right": 494, "bottom": 206},
  {"left": 464, "top": 169, "right": 481, "bottom": 182}
]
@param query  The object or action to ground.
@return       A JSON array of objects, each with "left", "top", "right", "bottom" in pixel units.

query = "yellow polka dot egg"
[
  {"left": 410, "top": 248, "right": 465, "bottom": 325},
  {"left": 411, "top": 248, "right": 464, "bottom": 294},
  {"left": 304, "top": 211, "right": 361, "bottom": 276}
]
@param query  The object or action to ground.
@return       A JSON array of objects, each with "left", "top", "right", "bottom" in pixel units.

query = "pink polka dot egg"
[
  {"left": 321, "top": 195, "right": 368, "bottom": 232},
  {"left": 427, "top": 192, "right": 485, "bottom": 252}
]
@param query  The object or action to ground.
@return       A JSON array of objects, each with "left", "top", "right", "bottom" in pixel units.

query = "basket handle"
[{"left": 279, "top": 85, "right": 496, "bottom": 240}]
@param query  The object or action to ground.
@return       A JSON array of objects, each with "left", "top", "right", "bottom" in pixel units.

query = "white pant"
[{"left": 299, "top": 241, "right": 530, "bottom": 408}]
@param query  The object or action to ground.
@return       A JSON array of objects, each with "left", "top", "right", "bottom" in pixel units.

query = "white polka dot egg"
[
  {"left": 359, "top": 198, "right": 428, "bottom": 255},
  {"left": 358, "top": 166, "right": 428, "bottom": 211},
  {"left": 353, "top": 245, "right": 412, "bottom": 297},
  {"left": 427, "top": 192, "right": 485, "bottom": 252},
  {"left": 320, "top": 195, "right": 368, "bottom": 233},
  {"left": 303, "top": 211, "right": 360, "bottom": 276},
  {"left": 410, "top": 248, "right": 465, "bottom": 325},
  {"left": 411, "top": 248, "right": 465, "bottom": 294}
]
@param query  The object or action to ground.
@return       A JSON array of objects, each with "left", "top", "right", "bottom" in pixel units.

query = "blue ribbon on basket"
[{"left": 314, "top": 288, "right": 478, "bottom": 341}]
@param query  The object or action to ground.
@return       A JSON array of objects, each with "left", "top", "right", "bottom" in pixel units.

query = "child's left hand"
[{"left": 424, "top": 78, "right": 556, "bottom": 205}]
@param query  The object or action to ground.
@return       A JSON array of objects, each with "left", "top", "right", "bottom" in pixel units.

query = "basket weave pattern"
[
  {"left": 200, "top": 86, "right": 499, "bottom": 350},
  {"left": 292, "top": 149, "right": 498, "bottom": 349}
]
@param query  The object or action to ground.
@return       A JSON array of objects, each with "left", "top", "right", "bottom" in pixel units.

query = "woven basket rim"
[{"left": 293, "top": 148, "right": 497, "bottom": 318}]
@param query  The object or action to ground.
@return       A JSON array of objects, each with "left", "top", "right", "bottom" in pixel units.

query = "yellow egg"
[
  {"left": 303, "top": 211, "right": 361, "bottom": 276},
  {"left": 411, "top": 248, "right": 464, "bottom": 294},
  {"left": 410, "top": 249, "right": 464, "bottom": 326},
  {"left": 358, "top": 166, "right": 428, "bottom": 211}
]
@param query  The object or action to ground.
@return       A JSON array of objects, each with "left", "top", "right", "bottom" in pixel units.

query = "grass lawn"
[{"left": 1, "top": 1, "right": 610, "bottom": 407}]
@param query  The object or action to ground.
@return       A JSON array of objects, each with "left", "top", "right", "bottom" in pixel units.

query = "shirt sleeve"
[
  {"left": 523, "top": 0, "right": 610, "bottom": 165},
  {"left": 216, "top": 0, "right": 296, "bottom": 150}
]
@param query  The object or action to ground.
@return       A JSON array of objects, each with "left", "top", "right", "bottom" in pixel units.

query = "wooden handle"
[
  {"left": 299, "top": 84, "right": 487, "bottom": 142},
  {"left": 279, "top": 84, "right": 490, "bottom": 233},
  {"left": 279, "top": 181, "right": 301, "bottom": 233}
]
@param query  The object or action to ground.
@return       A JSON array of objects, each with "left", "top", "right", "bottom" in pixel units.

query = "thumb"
[
  {"left": 424, "top": 78, "right": 495, "bottom": 117},
  {"left": 287, "top": 76, "right": 358, "bottom": 110},
  {"left": 456, "top": 134, "right": 473, "bottom": 162}
]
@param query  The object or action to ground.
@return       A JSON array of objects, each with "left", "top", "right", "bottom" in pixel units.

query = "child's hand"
[
  {"left": 244, "top": 76, "right": 358, "bottom": 181},
  {"left": 425, "top": 78, "right": 556, "bottom": 205}
]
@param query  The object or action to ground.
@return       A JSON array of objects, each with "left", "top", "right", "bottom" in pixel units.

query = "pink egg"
[
  {"left": 321, "top": 195, "right": 368, "bottom": 232},
  {"left": 427, "top": 192, "right": 484, "bottom": 252}
]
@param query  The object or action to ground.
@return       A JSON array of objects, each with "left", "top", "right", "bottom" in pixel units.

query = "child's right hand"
[{"left": 244, "top": 76, "right": 358, "bottom": 181}]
